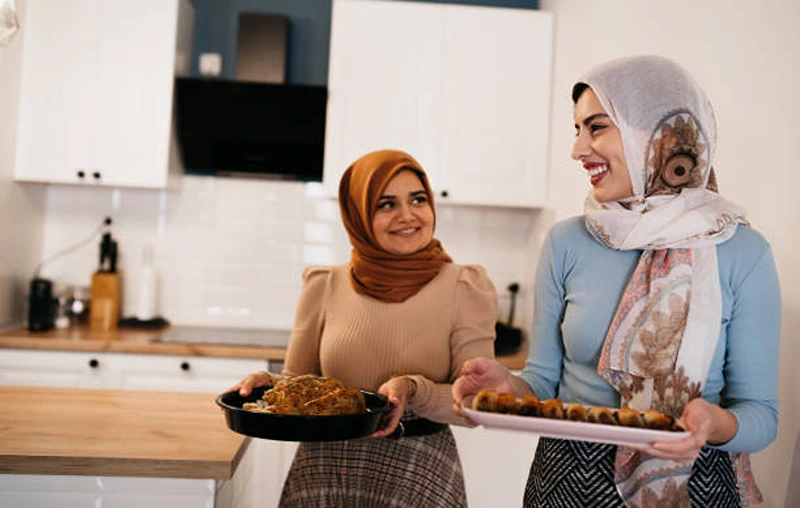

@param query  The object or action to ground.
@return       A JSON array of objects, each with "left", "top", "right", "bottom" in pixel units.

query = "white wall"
[
  {"left": 0, "top": 0, "right": 46, "bottom": 327},
  {"left": 539, "top": 1, "right": 800, "bottom": 506},
  {"left": 37, "top": 178, "right": 541, "bottom": 333}
]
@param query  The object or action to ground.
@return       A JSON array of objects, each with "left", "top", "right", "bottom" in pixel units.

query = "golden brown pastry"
[
  {"left": 539, "top": 398, "right": 564, "bottom": 419},
  {"left": 518, "top": 395, "right": 541, "bottom": 417},
  {"left": 495, "top": 393, "right": 520, "bottom": 414},
  {"left": 244, "top": 374, "right": 366, "bottom": 416},
  {"left": 472, "top": 390, "right": 498, "bottom": 412},
  {"left": 616, "top": 407, "right": 645, "bottom": 427},
  {"left": 643, "top": 409, "right": 674, "bottom": 430},
  {"left": 586, "top": 406, "right": 618, "bottom": 425},
  {"left": 564, "top": 403, "right": 587, "bottom": 422}
]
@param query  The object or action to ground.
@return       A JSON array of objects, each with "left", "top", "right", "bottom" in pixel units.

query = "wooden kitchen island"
[{"left": 0, "top": 385, "right": 247, "bottom": 507}]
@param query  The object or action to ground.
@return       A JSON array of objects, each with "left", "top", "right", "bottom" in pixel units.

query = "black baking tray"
[{"left": 216, "top": 386, "right": 391, "bottom": 442}]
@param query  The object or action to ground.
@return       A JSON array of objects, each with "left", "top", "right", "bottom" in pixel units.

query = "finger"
[{"left": 371, "top": 403, "right": 403, "bottom": 438}]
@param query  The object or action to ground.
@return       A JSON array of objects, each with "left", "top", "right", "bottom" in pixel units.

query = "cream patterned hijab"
[{"left": 582, "top": 56, "right": 753, "bottom": 506}]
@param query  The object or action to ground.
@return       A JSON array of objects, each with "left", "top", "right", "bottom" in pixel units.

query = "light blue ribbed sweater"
[{"left": 519, "top": 216, "right": 781, "bottom": 452}]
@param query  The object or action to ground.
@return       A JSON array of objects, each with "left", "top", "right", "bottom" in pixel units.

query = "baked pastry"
[
  {"left": 495, "top": 393, "right": 520, "bottom": 414},
  {"left": 564, "top": 403, "right": 587, "bottom": 422},
  {"left": 518, "top": 395, "right": 540, "bottom": 417},
  {"left": 643, "top": 409, "right": 674, "bottom": 430},
  {"left": 616, "top": 407, "right": 645, "bottom": 427},
  {"left": 472, "top": 390, "right": 498, "bottom": 412},
  {"left": 539, "top": 398, "right": 564, "bottom": 419},
  {"left": 466, "top": 390, "right": 683, "bottom": 432},
  {"left": 243, "top": 374, "right": 366, "bottom": 416},
  {"left": 586, "top": 406, "right": 618, "bottom": 425}
]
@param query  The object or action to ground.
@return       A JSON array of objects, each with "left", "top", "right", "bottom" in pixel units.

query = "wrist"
[{"left": 400, "top": 375, "right": 418, "bottom": 400}]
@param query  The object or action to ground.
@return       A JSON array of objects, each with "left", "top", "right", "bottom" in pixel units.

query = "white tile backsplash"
[{"left": 38, "top": 175, "right": 546, "bottom": 335}]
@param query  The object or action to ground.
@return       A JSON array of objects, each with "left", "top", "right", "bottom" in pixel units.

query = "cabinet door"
[
  {"left": 438, "top": 7, "right": 553, "bottom": 207},
  {"left": 14, "top": 0, "right": 99, "bottom": 184},
  {"left": 452, "top": 425, "right": 539, "bottom": 507},
  {"left": 0, "top": 349, "right": 107, "bottom": 389},
  {"left": 92, "top": 0, "right": 178, "bottom": 188},
  {"left": 323, "top": 0, "right": 445, "bottom": 196},
  {"left": 112, "top": 353, "right": 268, "bottom": 393},
  {"left": 14, "top": 0, "right": 184, "bottom": 189}
]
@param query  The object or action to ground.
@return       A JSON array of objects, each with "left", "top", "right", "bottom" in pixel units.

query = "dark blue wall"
[{"left": 191, "top": 0, "right": 539, "bottom": 86}]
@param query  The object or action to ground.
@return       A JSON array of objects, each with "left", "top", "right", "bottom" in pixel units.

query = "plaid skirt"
[
  {"left": 523, "top": 438, "right": 740, "bottom": 507},
  {"left": 279, "top": 427, "right": 466, "bottom": 508}
]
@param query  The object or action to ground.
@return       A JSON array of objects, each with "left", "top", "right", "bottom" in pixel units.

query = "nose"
[
  {"left": 395, "top": 202, "right": 414, "bottom": 222},
  {"left": 571, "top": 131, "right": 591, "bottom": 161}
]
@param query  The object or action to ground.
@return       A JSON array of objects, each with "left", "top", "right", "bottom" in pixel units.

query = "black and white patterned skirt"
[
  {"left": 523, "top": 438, "right": 740, "bottom": 507},
  {"left": 279, "top": 427, "right": 466, "bottom": 508}
]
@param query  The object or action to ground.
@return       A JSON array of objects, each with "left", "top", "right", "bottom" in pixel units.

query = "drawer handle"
[
  {"left": 180, "top": 361, "right": 191, "bottom": 371},
  {"left": 88, "top": 358, "right": 99, "bottom": 369},
  {"left": 440, "top": 190, "right": 449, "bottom": 198}
]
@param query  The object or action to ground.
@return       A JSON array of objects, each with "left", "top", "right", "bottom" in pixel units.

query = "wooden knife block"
[{"left": 90, "top": 272, "right": 121, "bottom": 332}]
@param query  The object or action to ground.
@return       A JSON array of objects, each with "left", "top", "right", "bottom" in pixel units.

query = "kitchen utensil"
[
  {"left": 494, "top": 282, "right": 523, "bottom": 356},
  {"left": 27, "top": 278, "right": 57, "bottom": 332},
  {"left": 216, "top": 386, "right": 391, "bottom": 442}
]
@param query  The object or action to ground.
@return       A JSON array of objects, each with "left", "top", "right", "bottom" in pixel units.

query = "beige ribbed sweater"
[{"left": 283, "top": 262, "right": 497, "bottom": 426}]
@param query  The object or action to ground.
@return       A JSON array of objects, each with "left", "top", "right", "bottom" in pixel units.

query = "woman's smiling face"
[
  {"left": 371, "top": 169, "right": 435, "bottom": 255},
  {"left": 571, "top": 88, "right": 634, "bottom": 203}
]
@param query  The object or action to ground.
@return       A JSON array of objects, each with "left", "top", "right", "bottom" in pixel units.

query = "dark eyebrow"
[
  {"left": 379, "top": 189, "right": 427, "bottom": 200},
  {"left": 575, "top": 113, "right": 611, "bottom": 129}
]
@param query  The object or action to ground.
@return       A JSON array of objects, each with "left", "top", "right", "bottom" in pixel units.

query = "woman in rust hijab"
[{"left": 237, "top": 149, "right": 497, "bottom": 507}]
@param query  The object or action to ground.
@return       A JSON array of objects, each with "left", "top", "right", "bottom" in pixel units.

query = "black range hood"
[
  {"left": 174, "top": 77, "right": 327, "bottom": 182},
  {"left": 174, "top": 13, "right": 327, "bottom": 182}
]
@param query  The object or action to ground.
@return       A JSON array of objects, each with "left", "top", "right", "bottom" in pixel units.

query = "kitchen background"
[{"left": 1, "top": 0, "right": 798, "bottom": 506}]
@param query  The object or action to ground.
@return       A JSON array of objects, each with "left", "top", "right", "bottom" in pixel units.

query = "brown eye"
[{"left": 662, "top": 153, "right": 696, "bottom": 187}]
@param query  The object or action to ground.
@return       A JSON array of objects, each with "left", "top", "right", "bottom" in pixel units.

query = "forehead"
[
  {"left": 382, "top": 169, "right": 423, "bottom": 192},
  {"left": 573, "top": 88, "right": 607, "bottom": 121}
]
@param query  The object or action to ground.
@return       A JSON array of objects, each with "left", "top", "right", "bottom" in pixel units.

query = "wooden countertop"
[
  {"left": 0, "top": 326, "right": 527, "bottom": 370},
  {"left": 0, "top": 385, "right": 247, "bottom": 479}
]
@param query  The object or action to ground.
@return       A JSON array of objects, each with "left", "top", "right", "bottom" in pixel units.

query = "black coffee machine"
[{"left": 28, "top": 277, "right": 57, "bottom": 332}]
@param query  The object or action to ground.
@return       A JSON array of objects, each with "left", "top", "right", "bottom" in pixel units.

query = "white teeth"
[{"left": 587, "top": 165, "right": 608, "bottom": 176}]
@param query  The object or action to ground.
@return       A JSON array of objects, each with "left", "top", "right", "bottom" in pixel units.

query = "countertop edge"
[{"left": 0, "top": 327, "right": 528, "bottom": 369}]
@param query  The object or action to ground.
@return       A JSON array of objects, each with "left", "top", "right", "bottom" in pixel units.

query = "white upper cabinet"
[
  {"left": 13, "top": 0, "right": 194, "bottom": 188},
  {"left": 324, "top": 0, "right": 553, "bottom": 208}
]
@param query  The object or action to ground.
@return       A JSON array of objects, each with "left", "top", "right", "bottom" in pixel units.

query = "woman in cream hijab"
[{"left": 454, "top": 55, "right": 781, "bottom": 507}]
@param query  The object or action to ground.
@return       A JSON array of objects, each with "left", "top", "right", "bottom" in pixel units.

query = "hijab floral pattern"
[
  {"left": 581, "top": 56, "right": 754, "bottom": 507},
  {"left": 647, "top": 112, "right": 709, "bottom": 197}
]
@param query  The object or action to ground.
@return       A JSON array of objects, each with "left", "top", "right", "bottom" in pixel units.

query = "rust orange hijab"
[{"left": 338, "top": 149, "right": 452, "bottom": 303}]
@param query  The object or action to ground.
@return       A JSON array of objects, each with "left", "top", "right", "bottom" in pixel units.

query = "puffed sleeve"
[
  {"left": 406, "top": 264, "right": 497, "bottom": 425},
  {"left": 282, "top": 266, "right": 332, "bottom": 377}
]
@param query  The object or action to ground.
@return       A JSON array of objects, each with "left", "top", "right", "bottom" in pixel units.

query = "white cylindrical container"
[{"left": 135, "top": 244, "right": 158, "bottom": 320}]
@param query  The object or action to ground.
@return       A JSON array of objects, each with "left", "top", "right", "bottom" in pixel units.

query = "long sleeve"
[
  {"left": 407, "top": 264, "right": 497, "bottom": 425},
  {"left": 712, "top": 232, "right": 781, "bottom": 452},
  {"left": 518, "top": 228, "right": 566, "bottom": 400},
  {"left": 282, "top": 266, "right": 331, "bottom": 377}
]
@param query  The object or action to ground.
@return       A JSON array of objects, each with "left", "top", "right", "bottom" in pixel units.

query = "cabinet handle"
[
  {"left": 77, "top": 170, "right": 86, "bottom": 179},
  {"left": 440, "top": 190, "right": 449, "bottom": 198},
  {"left": 88, "top": 358, "right": 99, "bottom": 369},
  {"left": 92, "top": 171, "right": 101, "bottom": 180},
  {"left": 180, "top": 361, "right": 191, "bottom": 371}
]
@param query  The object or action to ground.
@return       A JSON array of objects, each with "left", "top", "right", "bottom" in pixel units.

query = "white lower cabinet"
[
  {"left": 0, "top": 348, "right": 274, "bottom": 508},
  {"left": 0, "top": 475, "right": 216, "bottom": 508},
  {"left": 0, "top": 349, "right": 268, "bottom": 393},
  {"left": 452, "top": 425, "right": 539, "bottom": 508}
]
